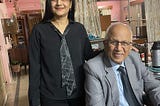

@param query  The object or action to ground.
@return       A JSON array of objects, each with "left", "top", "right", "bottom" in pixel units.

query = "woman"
[{"left": 28, "top": 0, "right": 94, "bottom": 106}]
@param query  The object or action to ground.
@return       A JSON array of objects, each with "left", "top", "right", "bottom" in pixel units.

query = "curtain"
[
  {"left": 145, "top": 0, "right": 160, "bottom": 42},
  {"left": 75, "top": 0, "right": 101, "bottom": 37},
  {"left": 40, "top": 0, "right": 45, "bottom": 18},
  {"left": 129, "top": 3, "right": 142, "bottom": 36}
]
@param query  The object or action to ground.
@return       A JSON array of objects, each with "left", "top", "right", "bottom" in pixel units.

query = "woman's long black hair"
[{"left": 42, "top": 0, "right": 75, "bottom": 22}]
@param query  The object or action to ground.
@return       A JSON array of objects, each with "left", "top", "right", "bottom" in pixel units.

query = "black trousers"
[{"left": 41, "top": 97, "right": 85, "bottom": 106}]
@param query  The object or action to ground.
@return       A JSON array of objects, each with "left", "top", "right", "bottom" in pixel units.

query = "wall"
[
  {"left": 0, "top": 3, "right": 12, "bottom": 83},
  {"left": 97, "top": 1, "right": 144, "bottom": 22},
  {"left": 0, "top": 3, "right": 9, "bottom": 105},
  {"left": 0, "top": 3, "right": 8, "bottom": 18},
  {"left": 120, "top": 0, "right": 128, "bottom": 22},
  {"left": 0, "top": 59, "right": 7, "bottom": 106},
  {"left": 6, "top": 0, "right": 41, "bottom": 17},
  {"left": 97, "top": 1, "right": 121, "bottom": 21},
  {"left": 16, "top": 0, "right": 41, "bottom": 13}
]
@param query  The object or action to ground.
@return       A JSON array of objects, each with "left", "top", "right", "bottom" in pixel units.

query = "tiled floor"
[{"left": 5, "top": 69, "right": 29, "bottom": 106}]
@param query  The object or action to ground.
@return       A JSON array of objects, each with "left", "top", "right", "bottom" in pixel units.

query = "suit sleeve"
[
  {"left": 130, "top": 51, "right": 160, "bottom": 106},
  {"left": 28, "top": 26, "right": 41, "bottom": 106},
  {"left": 84, "top": 63, "right": 105, "bottom": 106},
  {"left": 142, "top": 64, "right": 160, "bottom": 106}
]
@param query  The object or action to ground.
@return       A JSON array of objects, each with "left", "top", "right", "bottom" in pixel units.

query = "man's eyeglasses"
[{"left": 108, "top": 40, "right": 133, "bottom": 47}]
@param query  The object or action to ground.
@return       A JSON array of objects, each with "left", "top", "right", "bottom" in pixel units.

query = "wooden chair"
[{"left": 8, "top": 47, "right": 29, "bottom": 75}]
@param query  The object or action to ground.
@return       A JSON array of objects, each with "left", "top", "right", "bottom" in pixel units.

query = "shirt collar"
[
  {"left": 46, "top": 19, "right": 74, "bottom": 24},
  {"left": 109, "top": 59, "right": 125, "bottom": 70}
]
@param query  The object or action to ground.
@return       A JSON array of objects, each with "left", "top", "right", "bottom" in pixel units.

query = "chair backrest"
[{"left": 8, "top": 47, "right": 29, "bottom": 64}]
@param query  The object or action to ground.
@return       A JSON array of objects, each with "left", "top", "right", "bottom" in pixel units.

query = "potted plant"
[{"left": 10, "top": 60, "right": 21, "bottom": 72}]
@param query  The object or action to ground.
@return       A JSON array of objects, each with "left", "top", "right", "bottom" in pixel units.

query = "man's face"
[{"left": 103, "top": 25, "right": 132, "bottom": 64}]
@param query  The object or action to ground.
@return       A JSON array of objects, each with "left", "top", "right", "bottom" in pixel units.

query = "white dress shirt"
[{"left": 109, "top": 59, "right": 129, "bottom": 106}]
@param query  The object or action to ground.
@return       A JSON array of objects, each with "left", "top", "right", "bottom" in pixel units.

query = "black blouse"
[{"left": 28, "top": 21, "right": 94, "bottom": 105}]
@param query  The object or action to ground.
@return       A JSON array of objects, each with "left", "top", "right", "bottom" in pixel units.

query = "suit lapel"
[
  {"left": 103, "top": 55, "right": 119, "bottom": 105},
  {"left": 125, "top": 57, "right": 137, "bottom": 87},
  {"left": 125, "top": 57, "right": 140, "bottom": 103}
]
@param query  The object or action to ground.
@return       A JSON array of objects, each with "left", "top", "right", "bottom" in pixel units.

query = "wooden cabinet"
[
  {"left": 16, "top": 18, "right": 27, "bottom": 46},
  {"left": 1, "top": 17, "right": 18, "bottom": 44},
  {"left": 15, "top": 13, "right": 41, "bottom": 47},
  {"left": 27, "top": 13, "right": 42, "bottom": 34},
  {"left": 1, "top": 17, "right": 18, "bottom": 35},
  {"left": 16, "top": 13, "right": 42, "bottom": 46},
  {"left": 8, "top": 12, "right": 42, "bottom": 47},
  {"left": 7, "top": 15, "right": 28, "bottom": 47}
]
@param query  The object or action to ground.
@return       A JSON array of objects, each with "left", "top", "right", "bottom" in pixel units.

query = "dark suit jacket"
[{"left": 84, "top": 51, "right": 160, "bottom": 106}]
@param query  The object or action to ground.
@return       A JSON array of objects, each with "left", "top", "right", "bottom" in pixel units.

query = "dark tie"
[
  {"left": 118, "top": 66, "right": 140, "bottom": 106},
  {"left": 60, "top": 36, "right": 76, "bottom": 96}
]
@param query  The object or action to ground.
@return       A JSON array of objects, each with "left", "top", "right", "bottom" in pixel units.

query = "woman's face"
[{"left": 51, "top": 0, "right": 72, "bottom": 18}]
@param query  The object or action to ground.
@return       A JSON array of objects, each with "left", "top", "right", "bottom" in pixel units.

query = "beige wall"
[
  {"left": 0, "top": 3, "right": 12, "bottom": 83},
  {"left": 0, "top": 58, "right": 7, "bottom": 106}
]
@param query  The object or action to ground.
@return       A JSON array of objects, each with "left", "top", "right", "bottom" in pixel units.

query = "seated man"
[{"left": 84, "top": 22, "right": 160, "bottom": 106}]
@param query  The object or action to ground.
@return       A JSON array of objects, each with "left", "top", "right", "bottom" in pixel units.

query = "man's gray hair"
[{"left": 104, "top": 22, "right": 133, "bottom": 40}]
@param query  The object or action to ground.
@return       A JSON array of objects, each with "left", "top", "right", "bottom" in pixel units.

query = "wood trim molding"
[{"left": 130, "top": 0, "right": 144, "bottom": 6}]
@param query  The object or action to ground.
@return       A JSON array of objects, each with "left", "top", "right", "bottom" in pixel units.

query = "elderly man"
[{"left": 84, "top": 22, "right": 160, "bottom": 106}]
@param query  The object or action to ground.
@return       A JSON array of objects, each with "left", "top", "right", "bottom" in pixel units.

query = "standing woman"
[{"left": 28, "top": 0, "right": 94, "bottom": 106}]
